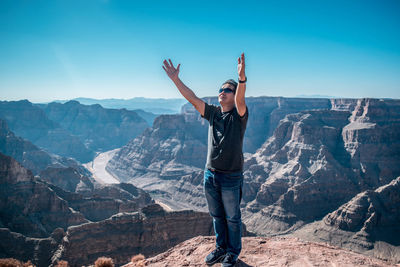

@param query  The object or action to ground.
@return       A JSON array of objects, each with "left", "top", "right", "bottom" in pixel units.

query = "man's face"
[{"left": 218, "top": 83, "right": 236, "bottom": 106}]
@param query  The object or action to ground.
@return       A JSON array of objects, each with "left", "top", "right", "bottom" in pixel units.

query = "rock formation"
[
  {"left": 0, "top": 152, "right": 217, "bottom": 266},
  {"left": 0, "top": 118, "right": 90, "bottom": 176},
  {"left": 106, "top": 113, "right": 208, "bottom": 210},
  {"left": 292, "top": 177, "right": 400, "bottom": 263},
  {"left": 0, "top": 153, "right": 88, "bottom": 238},
  {"left": 0, "top": 99, "right": 150, "bottom": 163},
  {"left": 53, "top": 204, "right": 215, "bottom": 266},
  {"left": 106, "top": 97, "right": 400, "bottom": 264},
  {"left": 0, "top": 227, "right": 62, "bottom": 266},
  {"left": 123, "top": 235, "right": 395, "bottom": 267},
  {"left": 46, "top": 181, "right": 154, "bottom": 222},
  {"left": 38, "top": 166, "right": 95, "bottom": 194},
  {"left": 39, "top": 100, "right": 149, "bottom": 152},
  {"left": 0, "top": 100, "right": 94, "bottom": 162},
  {"left": 243, "top": 98, "right": 400, "bottom": 235}
]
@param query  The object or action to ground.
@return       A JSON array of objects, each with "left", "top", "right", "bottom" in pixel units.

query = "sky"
[{"left": 0, "top": 0, "right": 400, "bottom": 102}]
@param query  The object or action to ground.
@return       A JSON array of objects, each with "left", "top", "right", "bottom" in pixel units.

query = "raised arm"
[
  {"left": 162, "top": 59, "right": 205, "bottom": 116},
  {"left": 235, "top": 53, "right": 247, "bottom": 117}
]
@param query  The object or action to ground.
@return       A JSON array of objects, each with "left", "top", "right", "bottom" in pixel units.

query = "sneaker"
[
  {"left": 221, "top": 253, "right": 238, "bottom": 267},
  {"left": 205, "top": 247, "right": 226, "bottom": 266}
]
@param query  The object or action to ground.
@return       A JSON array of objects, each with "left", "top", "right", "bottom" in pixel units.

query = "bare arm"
[
  {"left": 162, "top": 59, "right": 205, "bottom": 116},
  {"left": 235, "top": 53, "right": 247, "bottom": 117}
]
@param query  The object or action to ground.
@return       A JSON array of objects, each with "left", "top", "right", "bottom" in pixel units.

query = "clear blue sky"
[{"left": 1, "top": 0, "right": 399, "bottom": 102}]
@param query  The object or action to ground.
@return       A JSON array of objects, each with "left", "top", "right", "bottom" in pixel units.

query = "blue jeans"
[{"left": 204, "top": 168, "right": 243, "bottom": 258}]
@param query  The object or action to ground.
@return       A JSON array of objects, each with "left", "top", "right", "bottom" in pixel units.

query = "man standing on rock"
[{"left": 162, "top": 53, "right": 248, "bottom": 267}]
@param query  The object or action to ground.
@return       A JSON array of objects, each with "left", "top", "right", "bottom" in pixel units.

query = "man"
[{"left": 162, "top": 53, "right": 248, "bottom": 267}]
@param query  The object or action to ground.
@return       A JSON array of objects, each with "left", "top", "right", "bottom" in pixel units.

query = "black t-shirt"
[{"left": 201, "top": 103, "right": 249, "bottom": 173}]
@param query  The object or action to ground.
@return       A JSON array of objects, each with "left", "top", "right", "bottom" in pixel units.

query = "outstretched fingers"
[
  {"left": 238, "top": 53, "right": 245, "bottom": 65},
  {"left": 163, "top": 59, "right": 171, "bottom": 68},
  {"left": 168, "top": 59, "right": 175, "bottom": 69}
]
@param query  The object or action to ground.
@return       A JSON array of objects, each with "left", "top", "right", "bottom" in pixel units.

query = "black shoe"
[
  {"left": 221, "top": 253, "right": 238, "bottom": 267},
  {"left": 205, "top": 247, "right": 226, "bottom": 266}
]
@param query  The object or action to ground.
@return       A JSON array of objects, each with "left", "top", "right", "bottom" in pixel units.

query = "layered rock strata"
[
  {"left": 46, "top": 182, "right": 153, "bottom": 222},
  {"left": 243, "top": 98, "right": 400, "bottom": 235},
  {"left": 106, "top": 114, "right": 207, "bottom": 210},
  {"left": 0, "top": 118, "right": 91, "bottom": 178},
  {"left": 0, "top": 152, "right": 153, "bottom": 236},
  {"left": 292, "top": 177, "right": 400, "bottom": 263},
  {"left": 54, "top": 204, "right": 214, "bottom": 266},
  {"left": 0, "top": 100, "right": 94, "bottom": 162},
  {"left": 0, "top": 100, "right": 150, "bottom": 163},
  {"left": 0, "top": 153, "right": 88, "bottom": 238},
  {"left": 39, "top": 100, "right": 149, "bottom": 152},
  {"left": 0, "top": 227, "right": 63, "bottom": 266}
]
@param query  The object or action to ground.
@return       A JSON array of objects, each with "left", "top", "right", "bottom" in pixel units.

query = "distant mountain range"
[
  {"left": 44, "top": 97, "right": 188, "bottom": 114},
  {"left": 0, "top": 99, "right": 150, "bottom": 162}
]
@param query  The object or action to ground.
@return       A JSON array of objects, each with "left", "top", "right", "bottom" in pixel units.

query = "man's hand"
[
  {"left": 235, "top": 53, "right": 247, "bottom": 117},
  {"left": 162, "top": 58, "right": 205, "bottom": 116},
  {"left": 238, "top": 53, "right": 245, "bottom": 81},
  {"left": 162, "top": 59, "right": 181, "bottom": 82}
]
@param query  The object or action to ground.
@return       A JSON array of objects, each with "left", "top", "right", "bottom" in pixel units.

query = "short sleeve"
[
  {"left": 201, "top": 102, "right": 217, "bottom": 121},
  {"left": 239, "top": 106, "right": 249, "bottom": 128}
]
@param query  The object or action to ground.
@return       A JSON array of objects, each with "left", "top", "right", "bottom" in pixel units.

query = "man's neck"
[{"left": 220, "top": 103, "right": 235, "bottom": 113}]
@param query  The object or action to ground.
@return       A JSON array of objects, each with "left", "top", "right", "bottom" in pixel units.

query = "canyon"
[{"left": 1, "top": 97, "right": 399, "bottom": 265}]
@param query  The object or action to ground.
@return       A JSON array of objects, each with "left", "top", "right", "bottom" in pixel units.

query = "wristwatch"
[{"left": 238, "top": 76, "right": 247, "bottom": 83}]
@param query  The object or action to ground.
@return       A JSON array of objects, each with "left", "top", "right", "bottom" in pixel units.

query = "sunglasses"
[{"left": 219, "top": 88, "right": 235, "bottom": 94}]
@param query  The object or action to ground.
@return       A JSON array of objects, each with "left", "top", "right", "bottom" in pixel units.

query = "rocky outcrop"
[
  {"left": 243, "top": 98, "right": 400, "bottom": 235},
  {"left": 0, "top": 100, "right": 94, "bottom": 162},
  {"left": 0, "top": 118, "right": 90, "bottom": 176},
  {"left": 324, "top": 177, "right": 400, "bottom": 236},
  {"left": 1, "top": 204, "right": 219, "bottom": 267},
  {"left": 0, "top": 227, "right": 62, "bottom": 266},
  {"left": 106, "top": 114, "right": 207, "bottom": 210},
  {"left": 0, "top": 118, "right": 52, "bottom": 174},
  {"left": 243, "top": 110, "right": 358, "bottom": 234},
  {"left": 0, "top": 152, "right": 154, "bottom": 236},
  {"left": 54, "top": 204, "right": 214, "bottom": 266},
  {"left": 123, "top": 235, "right": 395, "bottom": 267},
  {"left": 39, "top": 100, "right": 149, "bottom": 152},
  {"left": 341, "top": 99, "right": 400, "bottom": 189},
  {"left": 39, "top": 166, "right": 95, "bottom": 194},
  {"left": 46, "top": 182, "right": 154, "bottom": 222},
  {"left": 0, "top": 153, "right": 88, "bottom": 237},
  {"left": 292, "top": 177, "right": 400, "bottom": 263}
]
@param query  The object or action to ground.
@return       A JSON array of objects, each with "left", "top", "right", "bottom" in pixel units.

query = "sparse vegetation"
[
  {"left": 94, "top": 257, "right": 114, "bottom": 267},
  {"left": 131, "top": 254, "right": 146, "bottom": 266},
  {"left": 0, "top": 259, "right": 35, "bottom": 267}
]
